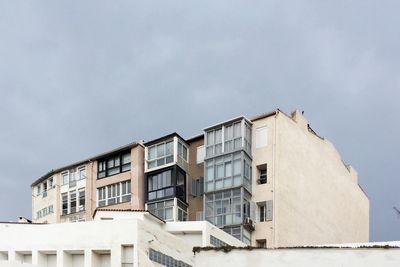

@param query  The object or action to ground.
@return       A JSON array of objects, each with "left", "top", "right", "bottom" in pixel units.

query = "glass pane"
[
  {"left": 207, "top": 131, "right": 214, "bottom": 145},
  {"left": 148, "top": 192, "right": 156, "bottom": 200},
  {"left": 207, "top": 182, "right": 213, "bottom": 191},
  {"left": 234, "top": 122, "right": 241, "bottom": 137},
  {"left": 115, "top": 157, "right": 120, "bottom": 166},
  {"left": 157, "top": 158, "right": 165, "bottom": 167},
  {"left": 122, "top": 153, "right": 130, "bottom": 164},
  {"left": 183, "top": 146, "right": 187, "bottom": 160},
  {"left": 149, "top": 147, "right": 156, "bottom": 160},
  {"left": 225, "top": 125, "right": 232, "bottom": 140},
  {"left": 225, "top": 162, "right": 232, "bottom": 177},
  {"left": 122, "top": 164, "right": 131, "bottom": 172},
  {"left": 216, "top": 180, "right": 223, "bottom": 190},
  {"left": 165, "top": 187, "right": 173, "bottom": 196},
  {"left": 234, "top": 176, "right": 242, "bottom": 186},
  {"left": 215, "top": 129, "right": 222, "bottom": 143},
  {"left": 233, "top": 160, "right": 241, "bottom": 175},
  {"left": 224, "top": 177, "right": 232, "bottom": 187},
  {"left": 216, "top": 164, "right": 224, "bottom": 178},
  {"left": 107, "top": 159, "right": 114, "bottom": 168},
  {"left": 215, "top": 144, "right": 222, "bottom": 154},
  {"left": 166, "top": 141, "right": 173, "bottom": 155},
  {"left": 157, "top": 144, "right": 165, "bottom": 157},
  {"left": 166, "top": 155, "right": 173, "bottom": 164},
  {"left": 206, "top": 166, "right": 214, "bottom": 181},
  {"left": 165, "top": 207, "right": 173, "bottom": 220},
  {"left": 165, "top": 170, "right": 171, "bottom": 186}
]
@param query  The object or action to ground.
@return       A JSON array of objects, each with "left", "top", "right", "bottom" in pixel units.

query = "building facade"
[
  {"left": 31, "top": 142, "right": 145, "bottom": 224},
  {"left": 143, "top": 134, "right": 191, "bottom": 222},
  {"left": 30, "top": 109, "right": 369, "bottom": 248}
]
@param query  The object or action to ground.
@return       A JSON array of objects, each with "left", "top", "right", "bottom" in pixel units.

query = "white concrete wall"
[
  {"left": 0, "top": 211, "right": 246, "bottom": 267},
  {"left": 194, "top": 245, "right": 400, "bottom": 267},
  {"left": 274, "top": 111, "right": 369, "bottom": 247}
]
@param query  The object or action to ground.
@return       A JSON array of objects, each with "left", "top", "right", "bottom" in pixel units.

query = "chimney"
[{"left": 291, "top": 110, "right": 309, "bottom": 130}]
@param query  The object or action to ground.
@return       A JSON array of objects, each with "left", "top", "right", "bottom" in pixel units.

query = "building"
[
  {"left": 142, "top": 134, "right": 190, "bottom": 222},
  {"left": 30, "top": 109, "right": 369, "bottom": 248},
  {"left": 31, "top": 142, "right": 145, "bottom": 223},
  {"left": 0, "top": 210, "right": 244, "bottom": 267},
  {"left": 247, "top": 110, "right": 369, "bottom": 247}
]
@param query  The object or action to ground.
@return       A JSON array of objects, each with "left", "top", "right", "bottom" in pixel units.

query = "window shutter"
[
  {"left": 191, "top": 179, "right": 197, "bottom": 196},
  {"left": 266, "top": 200, "right": 273, "bottom": 221},
  {"left": 256, "top": 126, "right": 268, "bottom": 148},
  {"left": 199, "top": 177, "right": 204, "bottom": 196}
]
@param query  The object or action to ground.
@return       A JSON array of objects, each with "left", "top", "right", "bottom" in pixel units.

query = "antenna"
[{"left": 393, "top": 206, "right": 400, "bottom": 218}]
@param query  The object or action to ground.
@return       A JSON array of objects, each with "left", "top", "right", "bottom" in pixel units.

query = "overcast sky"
[{"left": 0, "top": 1, "right": 399, "bottom": 241}]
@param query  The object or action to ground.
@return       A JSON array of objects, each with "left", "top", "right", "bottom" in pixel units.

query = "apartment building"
[
  {"left": 31, "top": 109, "right": 369, "bottom": 248},
  {"left": 200, "top": 109, "right": 369, "bottom": 247},
  {"left": 31, "top": 142, "right": 144, "bottom": 223},
  {"left": 32, "top": 161, "right": 90, "bottom": 224},
  {"left": 143, "top": 133, "right": 192, "bottom": 222}
]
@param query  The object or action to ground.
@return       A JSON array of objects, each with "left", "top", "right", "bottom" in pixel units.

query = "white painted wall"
[
  {"left": 0, "top": 211, "right": 244, "bottom": 267},
  {"left": 195, "top": 243, "right": 400, "bottom": 267}
]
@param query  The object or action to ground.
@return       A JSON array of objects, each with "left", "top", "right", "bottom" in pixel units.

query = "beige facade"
[
  {"left": 31, "top": 143, "right": 145, "bottom": 224},
  {"left": 250, "top": 110, "right": 369, "bottom": 247},
  {"left": 91, "top": 144, "right": 145, "bottom": 215}
]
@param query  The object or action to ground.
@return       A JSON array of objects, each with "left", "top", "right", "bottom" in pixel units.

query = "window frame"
[{"left": 97, "top": 151, "right": 131, "bottom": 179}]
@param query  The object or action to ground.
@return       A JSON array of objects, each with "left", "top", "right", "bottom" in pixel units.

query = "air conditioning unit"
[{"left": 243, "top": 217, "right": 255, "bottom": 231}]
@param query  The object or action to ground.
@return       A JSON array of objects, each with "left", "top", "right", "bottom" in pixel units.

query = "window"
[
  {"left": 178, "top": 141, "right": 188, "bottom": 161},
  {"left": 256, "top": 126, "right": 268, "bottom": 148},
  {"left": 191, "top": 177, "right": 204, "bottom": 197},
  {"left": 147, "top": 170, "right": 173, "bottom": 201},
  {"left": 177, "top": 200, "right": 188, "bottom": 221},
  {"left": 43, "top": 182, "right": 48, "bottom": 192},
  {"left": 147, "top": 140, "right": 174, "bottom": 170},
  {"left": 107, "top": 183, "right": 120, "bottom": 205},
  {"left": 78, "top": 189, "right": 85, "bottom": 211},
  {"left": 205, "top": 152, "right": 245, "bottom": 192},
  {"left": 210, "top": 235, "right": 228, "bottom": 247},
  {"left": 78, "top": 168, "right": 86, "bottom": 180},
  {"left": 258, "top": 200, "right": 273, "bottom": 222},
  {"left": 205, "top": 189, "right": 242, "bottom": 226},
  {"left": 62, "top": 193, "right": 68, "bottom": 215},
  {"left": 49, "top": 205, "right": 54, "bottom": 214},
  {"left": 97, "top": 181, "right": 131, "bottom": 207},
  {"left": 206, "top": 128, "right": 222, "bottom": 157},
  {"left": 70, "top": 191, "right": 77, "bottom": 213},
  {"left": 97, "top": 151, "right": 131, "bottom": 179},
  {"left": 98, "top": 187, "right": 106, "bottom": 207},
  {"left": 149, "top": 248, "right": 192, "bottom": 267},
  {"left": 256, "top": 239, "right": 267, "bottom": 248},
  {"left": 62, "top": 172, "right": 69, "bottom": 185},
  {"left": 258, "top": 203, "right": 266, "bottom": 222},
  {"left": 121, "top": 180, "right": 131, "bottom": 202},
  {"left": 196, "top": 145, "right": 205, "bottom": 164},
  {"left": 147, "top": 200, "right": 174, "bottom": 221},
  {"left": 37, "top": 184, "right": 41, "bottom": 195},
  {"left": 258, "top": 167, "right": 267, "bottom": 184}
]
